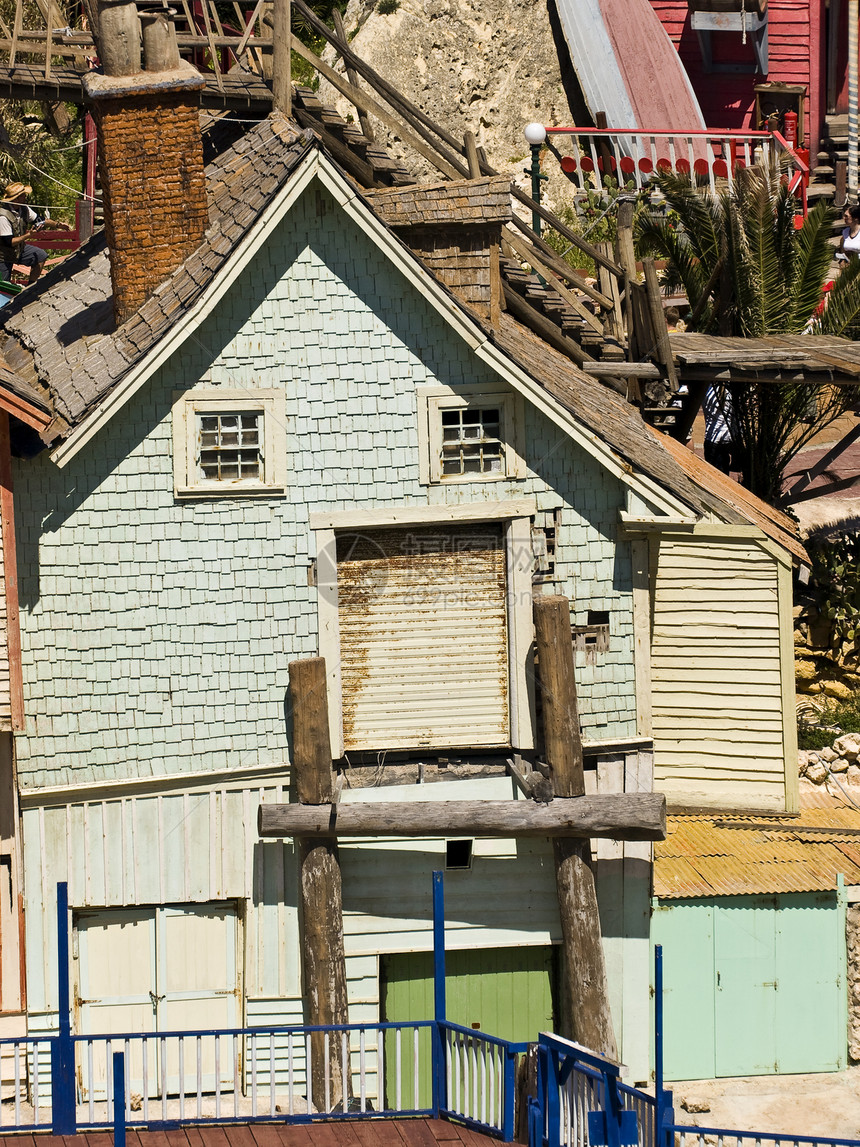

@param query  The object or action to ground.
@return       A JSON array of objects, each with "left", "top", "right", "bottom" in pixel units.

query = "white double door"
[{"left": 75, "top": 902, "right": 240, "bottom": 1100}]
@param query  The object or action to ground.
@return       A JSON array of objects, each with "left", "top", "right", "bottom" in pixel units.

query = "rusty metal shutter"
[{"left": 337, "top": 524, "right": 509, "bottom": 751}]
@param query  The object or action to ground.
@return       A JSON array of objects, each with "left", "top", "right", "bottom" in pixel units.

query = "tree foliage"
[{"left": 637, "top": 163, "right": 860, "bottom": 505}]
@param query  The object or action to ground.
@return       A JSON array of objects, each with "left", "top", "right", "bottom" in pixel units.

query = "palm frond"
[
  {"left": 787, "top": 199, "right": 837, "bottom": 330},
  {"left": 816, "top": 256, "right": 860, "bottom": 337}
]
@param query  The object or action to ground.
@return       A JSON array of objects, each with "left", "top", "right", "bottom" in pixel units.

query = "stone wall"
[
  {"left": 800, "top": 734, "right": 860, "bottom": 785},
  {"left": 848, "top": 905, "right": 860, "bottom": 1062}
]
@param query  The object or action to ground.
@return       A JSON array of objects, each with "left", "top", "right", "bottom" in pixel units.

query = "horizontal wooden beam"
[
  {"left": 679, "top": 369, "right": 860, "bottom": 387},
  {"left": 582, "top": 362, "right": 662, "bottom": 378},
  {"left": 258, "top": 793, "right": 667, "bottom": 841}
]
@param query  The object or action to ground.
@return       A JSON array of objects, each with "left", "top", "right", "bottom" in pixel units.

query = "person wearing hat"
[{"left": 0, "top": 182, "right": 67, "bottom": 285}]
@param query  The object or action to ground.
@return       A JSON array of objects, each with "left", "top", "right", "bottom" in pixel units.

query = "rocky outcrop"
[
  {"left": 319, "top": 0, "right": 578, "bottom": 205},
  {"left": 795, "top": 602, "right": 860, "bottom": 702}
]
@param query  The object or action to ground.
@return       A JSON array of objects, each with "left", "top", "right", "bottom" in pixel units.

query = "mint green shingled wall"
[{"left": 13, "top": 179, "right": 636, "bottom": 791}]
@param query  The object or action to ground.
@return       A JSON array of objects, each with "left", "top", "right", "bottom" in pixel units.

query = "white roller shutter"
[{"left": 337, "top": 524, "right": 509, "bottom": 751}]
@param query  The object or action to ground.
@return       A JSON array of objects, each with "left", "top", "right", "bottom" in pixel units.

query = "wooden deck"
[
  {"left": 0, "top": 1120, "right": 498, "bottom": 1147},
  {"left": 669, "top": 332, "right": 860, "bottom": 385}
]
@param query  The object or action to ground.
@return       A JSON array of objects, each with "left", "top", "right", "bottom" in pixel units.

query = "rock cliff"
[{"left": 319, "top": 0, "right": 579, "bottom": 203}]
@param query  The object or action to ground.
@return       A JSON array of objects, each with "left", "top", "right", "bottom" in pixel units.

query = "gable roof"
[{"left": 0, "top": 110, "right": 805, "bottom": 559}]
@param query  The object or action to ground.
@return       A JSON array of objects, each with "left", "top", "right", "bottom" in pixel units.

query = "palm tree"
[{"left": 636, "top": 162, "right": 860, "bottom": 505}]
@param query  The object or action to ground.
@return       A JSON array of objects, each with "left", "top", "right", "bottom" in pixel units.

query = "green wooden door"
[
  {"left": 653, "top": 894, "right": 845, "bottom": 1081},
  {"left": 380, "top": 945, "right": 556, "bottom": 1109},
  {"left": 714, "top": 897, "right": 778, "bottom": 1076}
]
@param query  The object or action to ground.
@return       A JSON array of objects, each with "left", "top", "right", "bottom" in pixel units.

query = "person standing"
[
  {"left": 703, "top": 384, "right": 733, "bottom": 474},
  {"left": 837, "top": 204, "right": 860, "bottom": 264},
  {"left": 0, "top": 182, "right": 66, "bottom": 285}
]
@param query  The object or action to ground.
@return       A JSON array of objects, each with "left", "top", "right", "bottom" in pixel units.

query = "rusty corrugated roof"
[{"left": 654, "top": 785, "right": 860, "bottom": 898}]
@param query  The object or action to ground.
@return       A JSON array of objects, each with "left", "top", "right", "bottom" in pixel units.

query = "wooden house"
[
  {"left": 647, "top": 0, "right": 835, "bottom": 166},
  {"left": 0, "top": 40, "right": 807, "bottom": 1092}
]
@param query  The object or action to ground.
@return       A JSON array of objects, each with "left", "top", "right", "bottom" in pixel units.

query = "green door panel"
[
  {"left": 775, "top": 894, "right": 843, "bottom": 1073},
  {"left": 381, "top": 945, "right": 556, "bottom": 1108},
  {"left": 651, "top": 901, "right": 716, "bottom": 1081},
  {"left": 714, "top": 896, "right": 778, "bottom": 1076},
  {"left": 653, "top": 893, "right": 845, "bottom": 1081}
]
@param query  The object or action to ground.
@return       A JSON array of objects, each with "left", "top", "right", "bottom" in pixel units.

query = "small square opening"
[{"left": 446, "top": 839, "right": 473, "bottom": 870}]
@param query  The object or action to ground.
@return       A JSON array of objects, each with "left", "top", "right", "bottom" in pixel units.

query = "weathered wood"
[
  {"left": 289, "top": 36, "right": 464, "bottom": 181},
  {"left": 258, "top": 794, "right": 667, "bottom": 840},
  {"left": 289, "top": 657, "right": 336, "bottom": 804},
  {"left": 642, "top": 258, "right": 680, "bottom": 393},
  {"left": 503, "top": 228, "right": 604, "bottom": 335},
  {"left": 582, "top": 362, "right": 662, "bottom": 378},
  {"left": 289, "top": 656, "right": 348, "bottom": 1111},
  {"left": 506, "top": 220, "right": 615, "bottom": 311},
  {"left": 533, "top": 596, "right": 584, "bottom": 798},
  {"left": 332, "top": 8, "right": 373, "bottom": 141},
  {"left": 597, "top": 240, "right": 624, "bottom": 343},
  {"left": 0, "top": 413, "right": 22, "bottom": 731},
  {"left": 534, "top": 594, "right": 618, "bottom": 1059},
  {"left": 502, "top": 283, "right": 595, "bottom": 368},
  {"left": 271, "top": 0, "right": 290, "bottom": 114},
  {"left": 464, "top": 130, "right": 481, "bottom": 178},
  {"left": 298, "top": 838, "right": 350, "bottom": 1111}
]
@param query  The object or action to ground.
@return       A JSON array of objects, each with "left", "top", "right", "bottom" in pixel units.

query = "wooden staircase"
[{"left": 810, "top": 112, "right": 849, "bottom": 211}]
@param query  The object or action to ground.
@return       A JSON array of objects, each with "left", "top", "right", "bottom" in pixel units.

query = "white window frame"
[
  {"left": 172, "top": 389, "right": 287, "bottom": 499},
  {"left": 310, "top": 500, "right": 536, "bottom": 757},
  {"left": 417, "top": 385, "right": 526, "bottom": 486}
]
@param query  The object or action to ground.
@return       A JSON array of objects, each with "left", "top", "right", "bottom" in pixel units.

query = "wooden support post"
[
  {"left": 642, "top": 258, "right": 679, "bottom": 393},
  {"left": 290, "top": 657, "right": 349, "bottom": 1112},
  {"left": 533, "top": 596, "right": 618, "bottom": 1059},
  {"left": 271, "top": 0, "right": 290, "bottom": 115},
  {"left": 464, "top": 130, "right": 481, "bottom": 178}
]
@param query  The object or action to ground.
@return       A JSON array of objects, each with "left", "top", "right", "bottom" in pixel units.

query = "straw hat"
[{"left": 3, "top": 183, "right": 31, "bottom": 200}]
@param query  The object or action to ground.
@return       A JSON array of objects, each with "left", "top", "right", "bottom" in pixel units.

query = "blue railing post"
[
  {"left": 543, "top": 1045, "right": 561, "bottom": 1147},
  {"left": 502, "top": 1045, "right": 518, "bottom": 1142},
  {"left": 113, "top": 1051, "right": 126, "bottom": 1147},
  {"left": 654, "top": 944, "right": 673, "bottom": 1147},
  {"left": 431, "top": 871, "right": 447, "bottom": 1117},
  {"left": 51, "top": 881, "right": 76, "bottom": 1136}
]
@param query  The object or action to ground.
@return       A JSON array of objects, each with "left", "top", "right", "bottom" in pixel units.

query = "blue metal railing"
[{"left": 667, "top": 1126, "right": 860, "bottom": 1147}]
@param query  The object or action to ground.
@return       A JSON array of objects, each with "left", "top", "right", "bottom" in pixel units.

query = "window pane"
[
  {"left": 437, "top": 404, "right": 505, "bottom": 477},
  {"left": 196, "top": 411, "right": 263, "bottom": 483}
]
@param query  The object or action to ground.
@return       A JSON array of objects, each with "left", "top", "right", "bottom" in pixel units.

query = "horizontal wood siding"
[
  {"left": 647, "top": 1, "right": 812, "bottom": 130},
  {"left": 651, "top": 538, "right": 788, "bottom": 810}
]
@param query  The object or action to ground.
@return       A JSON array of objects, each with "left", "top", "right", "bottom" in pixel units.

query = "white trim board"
[{"left": 49, "top": 145, "right": 705, "bottom": 526}]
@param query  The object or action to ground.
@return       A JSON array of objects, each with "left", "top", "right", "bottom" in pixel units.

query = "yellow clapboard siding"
[{"left": 651, "top": 534, "right": 789, "bottom": 810}]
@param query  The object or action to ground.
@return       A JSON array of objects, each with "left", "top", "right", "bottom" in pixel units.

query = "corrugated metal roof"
[{"left": 654, "top": 785, "right": 860, "bottom": 898}]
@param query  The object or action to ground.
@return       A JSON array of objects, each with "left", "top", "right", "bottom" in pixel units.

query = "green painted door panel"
[
  {"left": 651, "top": 901, "right": 716, "bottom": 1081},
  {"left": 654, "top": 893, "right": 845, "bottom": 1081},
  {"left": 775, "top": 894, "right": 843, "bottom": 1073},
  {"left": 714, "top": 897, "right": 778, "bottom": 1076},
  {"left": 380, "top": 945, "right": 556, "bottom": 1108}
]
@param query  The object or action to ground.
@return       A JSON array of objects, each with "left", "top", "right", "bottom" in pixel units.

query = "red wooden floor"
[{"left": 0, "top": 1119, "right": 497, "bottom": 1147}]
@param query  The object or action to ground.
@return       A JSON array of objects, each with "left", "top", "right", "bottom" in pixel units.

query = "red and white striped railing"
[{"left": 542, "top": 126, "right": 810, "bottom": 213}]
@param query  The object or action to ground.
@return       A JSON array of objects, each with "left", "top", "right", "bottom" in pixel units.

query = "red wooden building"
[{"left": 647, "top": 0, "right": 842, "bottom": 170}]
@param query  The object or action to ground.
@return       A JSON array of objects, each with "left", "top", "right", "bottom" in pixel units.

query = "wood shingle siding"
[{"left": 651, "top": 537, "right": 789, "bottom": 811}]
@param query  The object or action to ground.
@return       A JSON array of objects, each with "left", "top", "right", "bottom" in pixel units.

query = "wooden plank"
[
  {"left": 502, "top": 283, "right": 595, "bottom": 368},
  {"left": 259, "top": 794, "right": 666, "bottom": 839},
  {"left": 463, "top": 130, "right": 480, "bottom": 177},
  {"left": 198, "top": 0, "right": 225, "bottom": 92},
  {"left": 222, "top": 1128, "right": 259, "bottom": 1147},
  {"left": 582, "top": 362, "right": 662, "bottom": 378},
  {"left": 332, "top": 8, "right": 372, "bottom": 140},
  {"left": 0, "top": 413, "right": 22, "bottom": 732}
]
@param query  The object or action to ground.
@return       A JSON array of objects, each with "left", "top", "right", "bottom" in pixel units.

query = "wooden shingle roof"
[{"left": 0, "top": 115, "right": 311, "bottom": 426}]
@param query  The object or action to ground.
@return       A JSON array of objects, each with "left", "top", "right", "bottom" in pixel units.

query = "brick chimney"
[
  {"left": 366, "top": 177, "right": 511, "bottom": 327},
  {"left": 83, "top": 1, "right": 209, "bottom": 325}
]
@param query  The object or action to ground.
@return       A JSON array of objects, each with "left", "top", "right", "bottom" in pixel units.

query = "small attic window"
[
  {"left": 172, "top": 389, "right": 287, "bottom": 499},
  {"left": 417, "top": 386, "right": 526, "bottom": 485},
  {"left": 198, "top": 412, "right": 262, "bottom": 482}
]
